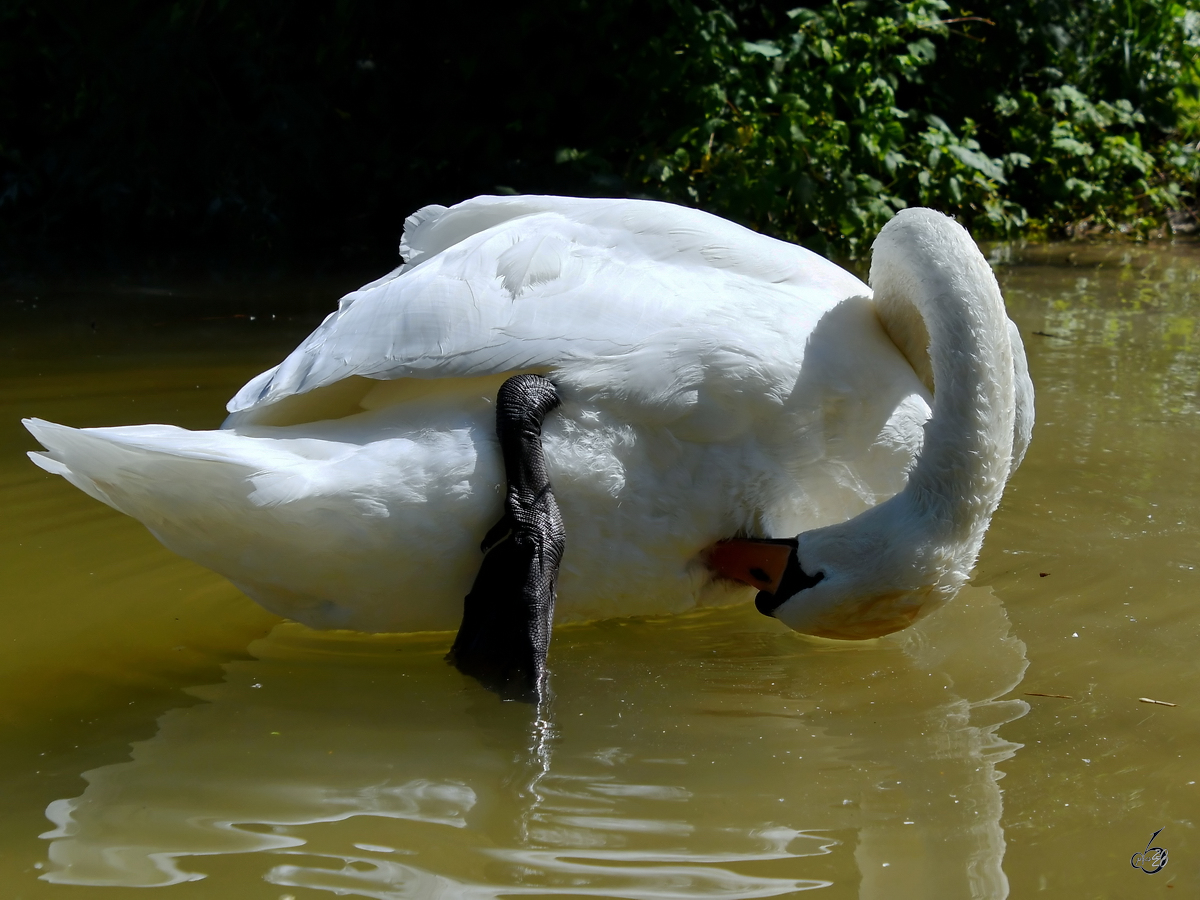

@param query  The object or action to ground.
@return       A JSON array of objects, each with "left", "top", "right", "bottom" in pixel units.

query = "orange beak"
[{"left": 703, "top": 538, "right": 797, "bottom": 595}]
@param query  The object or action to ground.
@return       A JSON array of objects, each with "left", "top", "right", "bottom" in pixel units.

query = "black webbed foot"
[{"left": 447, "top": 374, "right": 564, "bottom": 702}]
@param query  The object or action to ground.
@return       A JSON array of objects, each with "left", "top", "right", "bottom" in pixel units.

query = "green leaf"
[{"left": 742, "top": 40, "right": 782, "bottom": 57}]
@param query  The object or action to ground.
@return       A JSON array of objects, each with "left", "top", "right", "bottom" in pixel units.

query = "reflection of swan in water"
[{"left": 40, "top": 587, "right": 1027, "bottom": 898}]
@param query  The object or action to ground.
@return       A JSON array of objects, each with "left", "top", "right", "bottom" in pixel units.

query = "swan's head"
[{"left": 756, "top": 499, "right": 955, "bottom": 640}]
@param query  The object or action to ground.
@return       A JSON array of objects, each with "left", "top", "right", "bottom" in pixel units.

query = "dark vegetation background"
[{"left": 3, "top": 0, "right": 1199, "bottom": 272}]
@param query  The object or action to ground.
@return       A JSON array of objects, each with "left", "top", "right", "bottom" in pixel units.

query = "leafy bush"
[
  {"left": 594, "top": 0, "right": 1023, "bottom": 255},
  {"left": 587, "top": 0, "right": 1200, "bottom": 254},
  {"left": 929, "top": 0, "right": 1200, "bottom": 237},
  {"left": 2, "top": 0, "right": 1198, "bottom": 266}
]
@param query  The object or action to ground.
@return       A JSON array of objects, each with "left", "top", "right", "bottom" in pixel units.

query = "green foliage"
[
  {"left": 932, "top": 0, "right": 1200, "bottom": 237},
  {"left": 612, "top": 0, "right": 1023, "bottom": 255},
  {"left": 2, "top": 0, "right": 1199, "bottom": 266},
  {"left": 596, "top": 0, "right": 1200, "bottom": 254},
  {"left": 994, "top": 87, "right": 1171, "bottom": 233}
]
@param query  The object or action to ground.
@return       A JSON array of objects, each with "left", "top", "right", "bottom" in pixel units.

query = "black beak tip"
[
  {"left": 754, "top": 548, "right": 824, "bottom": 618},
  {"left": 755, "top": 589, "right": 785, "bottom": 617}
]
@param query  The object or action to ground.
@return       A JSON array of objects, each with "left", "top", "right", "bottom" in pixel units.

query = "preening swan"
[{"left": 24, "top": 197, "right": 1032, "bottom": 695}]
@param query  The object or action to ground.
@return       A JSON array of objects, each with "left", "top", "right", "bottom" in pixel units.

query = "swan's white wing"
[{"left": 227, "top": 196, "right": 869, "bottom": 434}]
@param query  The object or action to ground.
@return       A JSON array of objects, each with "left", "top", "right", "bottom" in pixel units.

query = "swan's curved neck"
[
  {"left": 871, "top": 210, "right": 1015, "bottom": 544},
  {"left": 770, "top": 210, "right": 1021, "bottom": 639}
]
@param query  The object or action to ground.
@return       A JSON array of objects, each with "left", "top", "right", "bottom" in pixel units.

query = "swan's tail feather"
[
  {"left": 22, "top": 418, "right": 437, "bottom": 530},
  {"left": 23, "top": 418, "right": 265, "bottom": 528},
  {"left": 21, "top": 417, "right": 491, "bottom": 633},
  {"left": 26, "top": 423, "right": 121, "bottom": 510}
]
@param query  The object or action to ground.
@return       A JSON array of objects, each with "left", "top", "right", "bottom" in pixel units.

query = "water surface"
[{"left": 2, "top": 246, "right": 1197, "bottom": 898}]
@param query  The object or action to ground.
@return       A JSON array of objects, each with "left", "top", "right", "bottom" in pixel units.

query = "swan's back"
[{"left": 226, "top": 196, "right": 871, "bottom": 430}]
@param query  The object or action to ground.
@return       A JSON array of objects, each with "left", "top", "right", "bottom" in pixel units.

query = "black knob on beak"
[{"left": 755, "top": 548, "right": 823, "bottom": 617}]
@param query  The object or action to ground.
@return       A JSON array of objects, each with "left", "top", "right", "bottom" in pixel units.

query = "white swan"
[{"left": 24, "top": 197, "right": 1032, "bottom": 644}]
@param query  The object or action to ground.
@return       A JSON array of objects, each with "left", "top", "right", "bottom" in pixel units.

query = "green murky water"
[{"left": 1, "top": 245, "right": 1197, "bottom": 899}]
